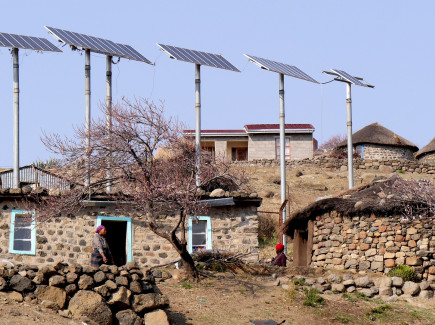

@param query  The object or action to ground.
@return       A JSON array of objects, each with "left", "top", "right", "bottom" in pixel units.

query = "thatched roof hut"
[
  {"left": 336, "top": 122, "right": 418, "bottom": 160},
  {"left": 415, "top": 137, "right": 435, "bottom": 162}
]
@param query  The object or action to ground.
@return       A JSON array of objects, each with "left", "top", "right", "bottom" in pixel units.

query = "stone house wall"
[
  {"left": 0, "top": 200, "right": 259, "bottom": 268},
  {"left": 355, "top": 144, "right": 415, "bottom": 160},
  {"left": 248, "top": 133, "right": 313, "bottom": 161},
  {"left": 310, "top": 211, "right": 435, "bottom": 283},
  {"left": 419, "top": 152, "right": 435, "bottom": 163}
]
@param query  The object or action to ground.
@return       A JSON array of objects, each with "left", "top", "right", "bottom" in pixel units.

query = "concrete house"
[
  {"left": 0, "top": 189, "right": 261, "bottom": 268},
  {"left": 282, "top": 175, "right": 435, "bottom": 282},
  {"left": 416, "top": 137, "right": 435, "bottom": 163},
  {"left": 336, "top": 122, "right": 418, "bottom": 160},
  {"left": 183, "top": 123, "right": 316, "bottom": 161}
]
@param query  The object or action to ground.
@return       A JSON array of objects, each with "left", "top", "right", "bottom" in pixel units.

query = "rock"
[
  {"left": 402, "top": 281, "right": 420, "bottom": 296},
  {"left": 108, "top": 265, "right": 119, "bottom": 274},
  {"left": 0, "top": 277, "right": 6, "bottom": 290},
  {"left": 406, "top": 257, "right": 423, "bottom": 266},
  {"left": 41, "top": 300, "right": 60, "bottom": 311},
  {"left": 144, "top": 309, "right": 169, "bottom": 325},
  {"left": 419, "top": 281, "right": 430, "bottom": 291},
  {"left": 32, "top": 274, "right": 44, "bottom": 285},
  {"left": 78, "top": 274, "right": 94, "bottom": 290},
  {"left": 210, "top": 189, "right": 225, "bottom": 197},
  {"left": 58, "top": 309, "right": 72, "bottom": 318},
  {"left": 312, "top": 283, "right": 324, "bottom": 293},
  {"left": 49, "top": 275, "right": 66, "bottom": 287},
  {"left": 35, "top": 285, "right": 66, "bottom": 309},
  {"left": 281, "top": 284, "right": 289, "bottom": 290},
  {"left": 94, "top": 285, "right": 111, "bottom": 297},
  {"left": 68, "top": 290, "right": 113, "bottom": 325},
  {"left": 65, "top": 284, "right": 77, "bottom": 296},
  {"left": 10, "top": 274, "right": 34, "bottom": 292},
  {"left": 419, "top": 290, "right": 434, "bottom": 299},
  {"left": 328, "top": 274, "right": 341, "bottom": 284},
  {"left": 346, "top": 286, "right": 356, "bottom": 293},
  {"left": 331, "top": 283, "right": 345, "bottom": 293},
  {"left": 67, "top": 264, "right": 82, "bottom": 274},
  {"left": 40, "top": 266, "right": 57, "bottom": 277},
  {"left": 354, "top": 201, "right": 363, "bottom": 209},
  {"left": 132, "top": 293, "right": 169, "bottom": 314},
  {"left": 354, "top": 276, "right": 371, "bottom": 288},
  {"left": 391, "top": 277, "right": 404, "bottom": 287},
  {"left": 8, "top": 291, "right": 23, "bottom": 302},
  {"left": 386, "top": 295, "right": 399, "bottom": 303},
  {"left": 66, "top": 272, "right": 78, "bottom": 283},
  {"left": 115, "top": 309, "right": 143, "bottom": 325},
  {"left": 317, "top": 277, "right": 326, "bottom": 284},
  {"left": 379, "top": 287, "right": 393, "bottom": 296},
  {"left": 94, "top": 271, "right": 107, "bottom": 284},
  {"left": 116, "top": 276, "right": 129, "bottom": 287},
  {"left": 108, "top": 286, "right": 132, "bottom": 308},
  {"left": 379, "top": 277, "right": 392, "bottom": 288},
  {"left": 129, "top": 281, "right": 142, "bottom": 294},
  {"left": 342, "top": 279, "right": 355, "bottom": 286},
  {"left": 358, "top": 288, "right": 374, "bottom": 298},
  {"left": 105, "top": 280, "right": 118, "bottom": 291}
]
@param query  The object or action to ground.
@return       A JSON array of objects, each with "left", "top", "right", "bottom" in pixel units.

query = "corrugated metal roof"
[{"left": 244, "top": 123, "right": 315, "bottom": 130}]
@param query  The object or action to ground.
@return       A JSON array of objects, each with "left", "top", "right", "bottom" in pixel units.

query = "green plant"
[
  {"left": 292, "top": 278, "right": 305, "bottom": 286},
  {"left": 366, "top": 305, "right": 392, "bottom": 321},
  {"left": 388, "top": 265, "right": 417, "bottom": 282},
  {"left": 303, "top": 288, "right": 324, "bottom": 307},
  {"left": 398, "top": 169, "right": 405, "bottom": 174},
  {"left": 334, "top": 315, "right": 350, "bottom": 324},
  {"left": 354, "top": 291, "right": 370, "bottom": 301},
  {"left": 342, "top": 293, "right": 356, "bottom": 302},
  {"left": 181, "top": 280, "right": 192, "bottom": 289}
]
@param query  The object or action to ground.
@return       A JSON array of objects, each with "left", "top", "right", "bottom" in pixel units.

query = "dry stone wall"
[
  {"left": 357, "top": 144, "right": 415, "bottom": 160},
  {"left": 310, "top": 212, "right": 435, "bottom": 283}
]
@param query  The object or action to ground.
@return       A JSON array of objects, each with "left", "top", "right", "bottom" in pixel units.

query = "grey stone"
[
  {"left": 342, "top": 279, "right": 355, "bottom": 286},
  {"left": 327, "top": 274, "right": 342, "bottom": 284},
  {"left": 358, "top": 288, "right": 374, "bottom": 298},
  {"left": 386, "top": 295, "right": 399, "bottom": 303},
  {"left": 35, "top": 285, "right": 66, "bottom": 309},
  {"left": 402, "top": 281, "right": 420, "bottom": 296},
  {"left": 358, "top": 261, "right": 371, "bottom": 271},
  {"left": 346, "top": 286, "right": 356, "bottom": 293},
  {"left": 132, "top": 293, "right": 169, "bottom": 313},
  {"left": 108, "top": 286, "right": 132, "bottom": 308},
  {"left": 115, "top": 309, "right": 143, "bottom": 325},
  {"left": 379, "top": 277, "right": 392, "bottom": 288},
  {"left": 331, "top": 283, "right": 345, "bottom": 293},
  {"left": 94, "top": 271, "right": 107, "bottom": 284},
  {"left": 106, "top": 279, "right": 118, "bottom": 290},
  {"left": 10, "top": 274, "right": 34, "bottom": 292},
  {"left": 49, "top": 275, "right": 66, "bottom": 287},
  {"left": 115, "top": 276, "right": 129, "bottom": 287},
  {"left": 312, "top": 284, "right": 324, "bottom": 293},
  {"left": 144, "top": 309, "right": 169, "bottom": 325},
  {"left": 317, "top": 277, "right": 326, "bottom": 284},
  {"left": 419, "top": 281, "right": 430, "bottom": 291},
  {"left": 379, "top": 287, "right": 393, "bottom": 296},
  {"left": 129, "top": 281, "right": 142, "bottom": 294},
  {"left": 94, "top": 285, "right": 111, "bottom": 297},
  {"left": 66, "top": 272, "right": 78, "bottom": 283},
  {"left": 65, "top": 284, "right": 77, "bottom": 296},
  {"left": 68, "top": 290, "right": 112, "bottom": 325},
  {"left": 391, "top": 276, "right": 404, "bottom": 287},
  {"left": 78, "top": 274, "right": 94, "bottom": 290},
  {"left": 354, "top": 276, "right": 371, "bottom": 288},
  {"left": 419, "top": 290, "right": 434, "bottom": 299}
]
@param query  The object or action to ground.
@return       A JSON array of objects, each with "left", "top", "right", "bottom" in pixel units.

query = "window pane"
[
  {"left": 14, "top": 228, "right": 31, "bottom": 240},
  {"left": 15, "top": 216, "right": 32, "bottom": 227},
  {"left": 192, "top": 221, "right": 207, "bottom": 234},
  {"left": 192, "top": 246, "right": 206, "bottom": 252},
  {"left": 13, "top": 239, "right": 31, "bottom": 251},
  {"left": 192, "top": 234, "right": 206, "bottom": 246}
]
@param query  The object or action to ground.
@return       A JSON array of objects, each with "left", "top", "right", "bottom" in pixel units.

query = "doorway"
[{"left": 97, "top": 216, "right": 132, "bottom": 266}]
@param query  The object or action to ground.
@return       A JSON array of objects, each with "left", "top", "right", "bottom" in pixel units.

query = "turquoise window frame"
[
  {"left": 96, "top": 216, "right": 133, "bottom": 263},
  {"left": 9, "top": 210, "right": 36, "bottom": 255},
  {"left": 188, "top": 216, "right": 212, "bottom": 253}
]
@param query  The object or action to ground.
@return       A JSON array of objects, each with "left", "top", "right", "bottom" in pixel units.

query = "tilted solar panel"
[
  {"left": 45, "top": 26, "right": 150, "bottom": 64},
  {"left": 331, "top": 69, "right": 366, "bottom": 87},
  {"left": 244, "top": 54, "right": 318, "bottom": 84},
  {"left": 157, "top": 43, "right": 239, "bottom": 72},
  {"left": 0, "top": 32, "right": 61, "bottom": 52}
]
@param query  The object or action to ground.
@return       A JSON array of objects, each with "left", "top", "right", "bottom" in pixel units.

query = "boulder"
[
  {"left": 342, "top": 279, "right": 355, "bottom": 286},
  {"left": 94, "top": 271, "right": 107, "bottom": 284},
  {"left": 67, "top": 264, "right": 83, "bottom": 274},
  {"left": 379, "top": 287, "right": 393, "bottom": 296},
  {"left": 10, "top": 274, "right": 34, "bottom": 292},
  {"left": 116, "top": 276, "right": 129, "bottom": 287},
  {"left": 210, "top": 189, "right": 225, "bottom": 197},
  {"left": 8, "top": 291, "right": 23, "bottom": 302},
  {"left": 65, "top": 284, "right": 77, "bottom": 296},
  {"left": 129, "top": 281, "right": 142, "bottom": 294},
  {"left": 94, "top": 285, "right": 111, "bottom": 298},
  {"left": 66, "top": 272, "right": 78, "bottom": 283},
  {"left": 144, "top": 309, "right": 169, "bottom": 325},
  {"left": 108, "top": 286, "right": 132, "bottom": 308},
  {"left": 125, "top": 262, "right": 139, "bottom": 271},
  {"left": 115, "top": 309, "right": 143, "bottom": 325},
  {"left": 78, "top": 274, "right": 95, "bottom": 290},
  {"left": 354, "top": 276, "right": 371, "bottom": 288},
  {"left": 327, "top": 274, "right": 341, "bottom": 284},
  {"left": 379, "top": 277, "right": 392, "bottom": 288},
  {"left": 105, "top": 280, "right": 118, "bottom": 291},
  {"left": 420, "top": 281, "right": 430, "bottom": 291},
  {"left": 419, "top": 290, "right": 434, "bottom": 299},
  {"left": 402, "top": 281, "right": 420, "bottom": 296},
  {"left": 0, "top": 277, "right": 6, "bottom": 290},
  {"left": 391, "top": 277, "right": 404, "bottom": 287},
  {"left": 132, "top": 293, "right": 169, "bottom": 314},
  {"left": 35, "top": 285, "right": 67, "bottom": 309},
  {"left": 68, "top": 290, "right": 112, "bottom": 325},
  {"left": 49, "top": 275, "right": 66, "bottom": 287},
  {"left": 331, "top": 283, "right": 345, "bottom": 293}
]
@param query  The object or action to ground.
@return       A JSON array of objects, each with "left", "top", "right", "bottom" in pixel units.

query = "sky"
[{"left": 0, "top": 1, "right": 434, "bottom": 167}]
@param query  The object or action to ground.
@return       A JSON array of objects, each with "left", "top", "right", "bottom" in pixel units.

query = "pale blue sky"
[{"left": 0, "top": 1, "right": 434, "bottom": 167}]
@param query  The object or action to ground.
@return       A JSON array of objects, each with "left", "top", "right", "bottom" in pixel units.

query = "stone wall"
[
  {"left": 310, "top": 212, "right": 435, "bottom": 283},
  {"left": 419, "top": 152, "right": 435, "bottom": 163},
  {"left": 0, "top": 200, "right": 259, "bottom": 268},
  {"left": 234, "top": 156, "right": 435, "bottom": 174},
  {"left": 356, "top": 144, "right": 415, "bottom": 160}
]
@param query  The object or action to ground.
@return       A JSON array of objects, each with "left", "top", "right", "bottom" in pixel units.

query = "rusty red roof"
[
  {"left": 244, "top": 124, "right": 314, "bottom": 130},
  {"left": 183, "top": 129, "right": 245, "bottom": 134}
]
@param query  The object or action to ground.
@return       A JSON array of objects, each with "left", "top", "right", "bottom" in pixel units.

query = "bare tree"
[
  {"left": 319, "top": 134, "right": 346, "bottom": 150},
  {"left": 35, "top": 98, "right": 245, "bottom": 280}
]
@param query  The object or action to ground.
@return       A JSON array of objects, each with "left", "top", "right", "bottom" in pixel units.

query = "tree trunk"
[{"left": 176, "top": 244, "right": 199, "bottom": 280}]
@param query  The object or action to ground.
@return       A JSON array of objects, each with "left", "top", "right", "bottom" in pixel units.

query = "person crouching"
[{"left": 271, "top": 243, "right": 287, "bottom": 267}]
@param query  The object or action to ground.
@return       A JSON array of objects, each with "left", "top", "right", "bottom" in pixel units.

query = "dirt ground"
[{"left": 161, "top": 270, "right": 435, "bottom": 325}]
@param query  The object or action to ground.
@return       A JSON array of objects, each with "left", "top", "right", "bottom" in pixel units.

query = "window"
[
  {"left": 188, "top": 216, "right": 212, "bottom": 253},
  {"left": 9, "top": 210, "right": 36, "bottom": 255},
  {"left": 275, "top": 137, "right": 290, "bottom": 159}
]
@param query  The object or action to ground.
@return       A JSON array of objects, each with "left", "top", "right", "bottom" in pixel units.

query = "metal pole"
[
  {"left": 279, "top": 73, "right": 287, "bottom": 251},
  {"left": 106, "top": 55, "right": 112, "bottom": 193},
  {"left": 85, "top": 49, "right": 91, "bottom": 188},
  {"left": 195, "top": 64, "right": 201, "bottom": 187},
  {"left": 346, "top": 82, "right": 354, "bottom": 189},
  {"left": 12, "top": 48, "right": 19, "bottom": 189}
]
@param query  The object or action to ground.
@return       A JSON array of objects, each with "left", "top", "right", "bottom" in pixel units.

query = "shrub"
[
  {"left": 258, "top": 214, "right": 277, "bottom": 246},
  {"left": 388, "top": 265, "right": 416, "bottom": 282},
  {"left": 303, "top": 288, "right": 324, "bottom": 307}
]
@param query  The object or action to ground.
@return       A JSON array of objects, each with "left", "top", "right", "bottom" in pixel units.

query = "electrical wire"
[{"left": 149, "top": 51, "right": 163, "bottom": 99}]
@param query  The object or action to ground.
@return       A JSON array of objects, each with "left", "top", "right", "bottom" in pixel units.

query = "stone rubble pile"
[
  {"left": 0, "top": 261, "right": 171, "bottom": 325},
  {"left": 276, "top": 273, "right": 435, "bottom": 302}
]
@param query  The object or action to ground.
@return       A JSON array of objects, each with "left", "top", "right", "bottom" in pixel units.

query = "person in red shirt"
[{"left": 271, "top": 243, "right": 287, "bottom": 267}]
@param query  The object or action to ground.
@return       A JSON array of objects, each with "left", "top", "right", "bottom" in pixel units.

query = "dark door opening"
[{"left": 101, "top": 220, "right": 127, "bottom": 266}]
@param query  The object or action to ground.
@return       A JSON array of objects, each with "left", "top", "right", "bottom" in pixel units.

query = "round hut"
[
  {"left": 336, "top": 122, "right": 418, "bottom": 160},
  {"left": 415, "top": 137, "right": 435, "bottom": 163}
]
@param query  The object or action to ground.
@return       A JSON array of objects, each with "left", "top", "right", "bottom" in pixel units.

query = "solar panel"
[
  {"left": 244, "top": 54, "right": 318, "bottom": 84},
  {"left": 157, "top": 43, "right": 240, "bottom": 72},
  {"left": 330, "top": 69, "right": 366, "bottom": 87},
  {"left": 45, "top": 26, "right": 151, "bottom": 64},
  {"left": 0, "top": 32, "right": 61, "bottom": 52}
]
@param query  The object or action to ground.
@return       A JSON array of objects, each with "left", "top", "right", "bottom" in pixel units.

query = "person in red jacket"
[{"left": 271, "top": 243, "right": 287, "bottom": 267}]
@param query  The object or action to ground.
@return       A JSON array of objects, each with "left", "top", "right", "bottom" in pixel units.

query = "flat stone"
[
  {"left": 379, "top": 287, "right": 393, "bottom": 296},
  {"left": 144, "top": 309, "right": 170, "bottom": 325},
  {"left": 132, "top": 293, "right": 169, "bottom": 313},
  {"left": 380, "top": 277, "right": 392, "bottom": 288},
  {"left": 391, "top": 277, "right": 404, "bottom": 287},
  {"left": 331, "top": 283, "right": 345, "bottom": 293},
  {"left": 343, "top": 279, "right": 355, "bottom": 286}
]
